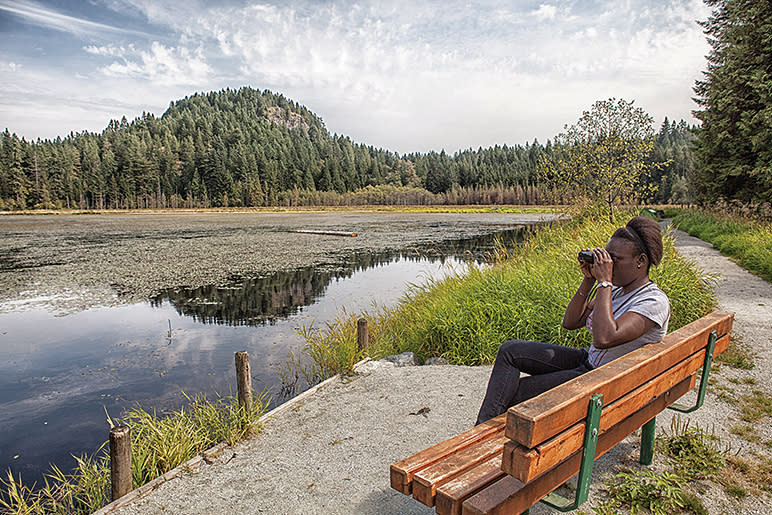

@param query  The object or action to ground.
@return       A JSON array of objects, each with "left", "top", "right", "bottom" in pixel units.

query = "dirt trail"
[{"left": 108, "top": 228, "right": 772, "bottom": 515}]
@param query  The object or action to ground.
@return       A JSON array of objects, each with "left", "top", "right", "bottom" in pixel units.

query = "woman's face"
[{"left": 605, "top": 237, "right": 645, "bottom": 287}]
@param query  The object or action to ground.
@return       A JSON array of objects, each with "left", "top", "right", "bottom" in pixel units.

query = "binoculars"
[{"left": 578, "top": 250, "right": 594, "bottom": 264}]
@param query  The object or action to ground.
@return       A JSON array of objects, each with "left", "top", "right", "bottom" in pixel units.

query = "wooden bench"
[{"left": 390, "top": 310, "right": 733, "bottom": 515}]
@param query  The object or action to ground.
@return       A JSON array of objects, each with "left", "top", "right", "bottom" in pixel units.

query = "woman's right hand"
[{"left": 578, "top": 250, "right": 594, "bottom": 279}]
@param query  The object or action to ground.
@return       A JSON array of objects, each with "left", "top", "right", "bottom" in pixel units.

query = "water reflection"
[
  {"left": 151, "top": 227, "right": 530, "bottom": 326},
  {"left": 0, "top": 225, "right": 532, "bottom": 486}
]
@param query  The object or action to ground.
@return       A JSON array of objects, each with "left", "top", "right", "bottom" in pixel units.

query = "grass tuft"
[
  {"left": 739, "top": 390, "right": 772, "bottom": 423},
  {"left": 730, "top": 424, "right": 760, "bottom": 443},
  {"left": 721, "top": 454, "right": 772, "bottom": 496},
  {"left": 657, "top": 417, "right": 727, "bottom": 480},
  {"left": 598, "top": 469, "right": 689, "bottom": 515},
  {"left": 715, "top": 334, "right": 755, "bottom": 369}
]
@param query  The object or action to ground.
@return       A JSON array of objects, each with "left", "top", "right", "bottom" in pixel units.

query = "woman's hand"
[
  {"left": 591, "top": 248, "right": 613, "bottom": 283},
  {"left": 578, "top": 250, "right": 594, "bottom": 279}
]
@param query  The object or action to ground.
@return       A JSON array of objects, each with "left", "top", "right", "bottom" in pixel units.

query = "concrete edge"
[{"left": 91, "top": 358, "right": 371, "bottom": 514}]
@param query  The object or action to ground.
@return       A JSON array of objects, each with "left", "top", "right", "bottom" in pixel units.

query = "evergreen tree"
[{"left": 693, "top": 0, "right": 772, "bottom": 203}]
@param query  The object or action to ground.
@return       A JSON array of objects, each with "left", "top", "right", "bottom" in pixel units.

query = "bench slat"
[
  {"left": 462, "top": 375, "right": 696, "bottom": 515},
  {"left": 390, "top": 413, "right": 506, "bottom": 494},
  {"left": 413, "top": 433, "right": 508, "bottom": 506},
  {"left": 435, "top": 455, "right": 504, "bottom": 515},
  {"left": 506, "top": 311, "right": 732, "bottom": 447}
]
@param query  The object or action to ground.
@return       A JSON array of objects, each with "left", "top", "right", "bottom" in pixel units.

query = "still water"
[{"left": 0, "top": 229, "right": 527, "bottom": 484}]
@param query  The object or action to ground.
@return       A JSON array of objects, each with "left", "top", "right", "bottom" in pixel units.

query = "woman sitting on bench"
[{"left": 476, "top": 216, "right": 670, "bottom": 425}]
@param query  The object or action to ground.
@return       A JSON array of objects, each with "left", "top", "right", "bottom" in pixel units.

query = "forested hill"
[{"left": 0, "top": 87, "right": 692, "bottom": 210}]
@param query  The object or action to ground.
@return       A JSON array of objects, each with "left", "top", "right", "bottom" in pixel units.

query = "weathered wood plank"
[
  {"left": 463, "top": 375, "right": 696, "bottom": 515},
  {"left": 435, "top": 455, "right": 504, "bottom": 515},
  {"left": 714, "top": 331, "right": 730, "bottom": 355},
  {"left": 294, "top": 229, "right": 357, "bottom": 237},
  {"left": 413, "top": 434, "right": 508, "bottom": 506},
  {"left": 506, "top": 311, "right": 732, "bottom": 447},
  {"left": 390, "top": 414, "right": 506, "bottom": 495}
]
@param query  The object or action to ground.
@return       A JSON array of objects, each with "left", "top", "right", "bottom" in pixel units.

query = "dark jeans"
[{"left": 475, "top": 340, "right": 592, "bottom": 425}]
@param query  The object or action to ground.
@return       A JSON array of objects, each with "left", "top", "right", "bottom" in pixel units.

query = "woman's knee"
[{"left": 496, "top": 339, "right": 533, "bottom": 361}]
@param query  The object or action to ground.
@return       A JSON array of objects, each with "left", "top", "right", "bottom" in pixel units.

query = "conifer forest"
[{"left": 0, "top": 87, "right": 695, "bottom": 211}]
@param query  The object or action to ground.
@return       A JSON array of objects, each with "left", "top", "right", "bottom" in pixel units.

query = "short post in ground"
[
  {"left": 235, "top": 351, "right": 252, "bottom": 416},
  {"left": 109, "top": 425, "right": 132, "bottom": 500},
  {"left": 357, "top": 317, "right": 369, "bottom": 351}
]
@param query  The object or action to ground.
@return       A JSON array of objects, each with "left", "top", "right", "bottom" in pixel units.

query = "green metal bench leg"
[
  {"left": 640, "top": 417, "right": 656, "bottom": 465},
  {"left": 669, "top": 331, "right": 717, "bottom": 413},
  {"left": 539, "top": 394, "right": 603, "bottom": 512}
]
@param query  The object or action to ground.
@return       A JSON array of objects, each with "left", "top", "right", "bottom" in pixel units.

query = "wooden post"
[
  {"left": 235, "top": 351, "right": 252, "bottom": 414},
  {"left": 110, "top": 425, "right": 132, "bottom": 501},
  {"left": 357, "top": 317, "right": 369, "bottom": 351}
]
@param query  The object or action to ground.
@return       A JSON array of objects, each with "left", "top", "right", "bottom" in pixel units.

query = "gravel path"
[{"left": 107, "top": 227, "right": 772, "bottom": 515}]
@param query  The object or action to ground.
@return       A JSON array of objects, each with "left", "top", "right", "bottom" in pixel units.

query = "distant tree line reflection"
[{"left": 150, "top": 227, "right": 532, "bottom": 326}]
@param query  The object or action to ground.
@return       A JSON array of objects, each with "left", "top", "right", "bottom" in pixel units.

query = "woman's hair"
[{"left": 611, "top": 216, "right": 663, "bottom": 269}]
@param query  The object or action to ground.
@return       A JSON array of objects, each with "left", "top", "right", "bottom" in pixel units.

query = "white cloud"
[
  {"left": 127, "top": 0, "right": 704, "bottom": 151},
  {"left": 94, "top": 42, "right": 212, "bottom": 86},
  {"left": 0, "top": 0, "right": 149, "bottom": 37},
  {"left": 3, "top": 0, "right": 713, "bottom": 152},
  {"left": 532, "top": 4, "right": 558, "bottom": 21},
  {"left": 84, "top": 44, "right": 128, "bottom": 57}
]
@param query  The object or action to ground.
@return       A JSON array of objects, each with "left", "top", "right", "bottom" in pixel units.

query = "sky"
[{"left": 0, "top": 0, "right": 712, "bottom": 154}]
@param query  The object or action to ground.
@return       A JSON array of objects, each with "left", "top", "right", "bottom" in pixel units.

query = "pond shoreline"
[
  {"left": 0, "top": 212, "right": 558, "bottom": 488},
  {"left": 108, "top": 227, "right": 772, "bottom": 515}
]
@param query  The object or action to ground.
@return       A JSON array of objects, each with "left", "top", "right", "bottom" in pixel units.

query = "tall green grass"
[
  {"left": 672, "top": 209, "right": 772, "bottom": 283},
  {"left": 290, "top": 207, "right": 717, "bottom": 378},
  {"left": 0, "top": 391, "right": 267, "bottom": 514}
]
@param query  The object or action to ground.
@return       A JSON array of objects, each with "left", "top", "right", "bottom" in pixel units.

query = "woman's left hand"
[{"left": 591, "top": 248, "right": 613, "bottom": 283}]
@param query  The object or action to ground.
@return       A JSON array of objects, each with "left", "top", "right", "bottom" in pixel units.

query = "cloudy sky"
[{"left": 0, "top": 0, "right": 711, "bottom": 154}]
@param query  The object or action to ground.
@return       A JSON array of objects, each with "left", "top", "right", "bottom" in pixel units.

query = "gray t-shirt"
[{"left": 586, "top": 282, "right": 670, "bottom": 368}]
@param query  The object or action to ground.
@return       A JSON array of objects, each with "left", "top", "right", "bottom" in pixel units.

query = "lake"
[{"left": 0, "top": 211, "right": 556, "bottom": 485}]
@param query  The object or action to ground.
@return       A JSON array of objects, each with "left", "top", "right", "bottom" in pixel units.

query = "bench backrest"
[
  {"left": 501, "top": 310, "right": 733, "bottom": 483},
  {"left": 505, "top": 310, "right": 733, "bottom": 448}
]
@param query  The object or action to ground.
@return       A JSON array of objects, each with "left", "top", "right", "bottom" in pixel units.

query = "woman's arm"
[
  {"left": 562, "top": 277, "right": 596, "bottom": 329},
  {"left": 562, "top": 259, "right": 596, "bottom": 330}
]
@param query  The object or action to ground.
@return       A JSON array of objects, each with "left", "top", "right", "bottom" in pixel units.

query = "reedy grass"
[
  {"left": 0, "top": 391, "right": 267, "bottom": 514},
  {"left": 289, "top": 206, "right": 717, "bottom": 382},
  {"left": 672, "top": 209, "right": 772, "bottom": 283}
]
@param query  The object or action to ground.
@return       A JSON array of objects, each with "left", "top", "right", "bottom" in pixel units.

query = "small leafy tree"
[{"left": 540, "top": 98, "right": 659, "bottom": 220}]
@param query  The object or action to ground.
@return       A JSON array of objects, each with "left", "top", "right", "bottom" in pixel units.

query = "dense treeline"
[
  {"left": 646, "top": 117, "right": 697, "bottom": 204},
  {"left": 0, "top": 86, "right": 691, "bottom": 210}
]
